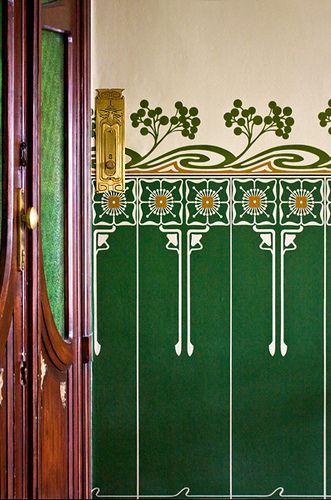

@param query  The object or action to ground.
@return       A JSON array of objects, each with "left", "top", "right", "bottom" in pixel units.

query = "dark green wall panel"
[
  {"left": 232, "top": 226, "right": 324, "bottom": 495},
  {"left": 92, "top": 227, "right": 137, "bottom": 493},
  {"left": 92, "top": 176, "right": 331, "bottom": 499}
]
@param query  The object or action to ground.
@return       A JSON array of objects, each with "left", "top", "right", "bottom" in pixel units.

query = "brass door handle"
[
  {"left": 18, "top": 190, "right": 39, "bottom": 271},
  {"left": 22, "top": 207, "right": 39, "bottom": 230}
]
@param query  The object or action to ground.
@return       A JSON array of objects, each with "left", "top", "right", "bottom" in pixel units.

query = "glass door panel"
[{"left": 41, "top": 29, "right": 66, "bottom": 336}]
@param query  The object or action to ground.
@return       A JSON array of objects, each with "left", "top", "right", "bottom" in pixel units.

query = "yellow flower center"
[
  {"left": 155, "top": 195, "right": 167, "bottom": 208},
  {"left": 108, "top": 196, "right": 120, "bottom": 209},
  {"left": 201, "top": 196, "right": 214, "bottom": 209},
  {"left": 295, "top": 196, "right": 307, "bottom": 209},
  {"left": 248, "top": 195, "right": 261, "bottom": 209}
]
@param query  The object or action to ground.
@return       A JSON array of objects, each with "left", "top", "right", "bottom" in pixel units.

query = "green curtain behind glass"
[{"left": 41, "top": 29, "right": 65, "bottom": 336}]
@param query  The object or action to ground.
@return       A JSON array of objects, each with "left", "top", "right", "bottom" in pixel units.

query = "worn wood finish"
[
  {"left": 26, "top": 1, "right": 41, "bottom": 497},
  {"left": 35, "top": 0, "right": 91, "bottom": 498},
  {"left": 0, "top": 1, "right": 25, "bottom": 498},
  {"left": 0, "top": 0, "right": 91, "bottom": 498},
  {"left": 0, "top": 3, "right": 15, "bottom": 494},
  {"left": 80, "top": 4, "right": 92, "bottom": 494},
  {"left": 0, "top": 0, "right": 15, "bottom": 342},
  {"left": 39, "top": 347, "right": 70, "bottom": 499}
]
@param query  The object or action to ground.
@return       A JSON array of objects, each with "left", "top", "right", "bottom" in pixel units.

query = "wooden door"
[
  {"left": 32, "top": 0, "right": 91, "bottom": 498},
  {"left": 0, "top": 1, "right": 91, "bottom": 498},
  {"left": 0, "top": 2, "right": 30, "bottom": 497}
]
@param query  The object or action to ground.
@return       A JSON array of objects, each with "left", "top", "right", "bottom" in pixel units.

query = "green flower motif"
[
  {"left": 280, "top": 179, "right": 323, "bottom": 226},
  {"left": 93, "top": 179, "right": 136, "bottom": 226},
  {"left": 139, "top": 179, "right": 183, "bottom": 225},
  {"left": 318, "top": 100, "right": 331, "bottom": 134},
  {"left": 224, "top": 99, "right": 294, "bottom": 161},
  {"left": 233, "top": 179, "right": 277, "bottom": 225},
  {"left": 186, "top": 179, "right": 229, "bottom": 226},
  {"left": 131, "top": 100, "right": 201, "bottom": 163}
]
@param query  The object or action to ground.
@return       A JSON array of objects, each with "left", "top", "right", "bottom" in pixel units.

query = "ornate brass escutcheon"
[{"left": 95, "top": 88, "right": 125, "bottom": 193}]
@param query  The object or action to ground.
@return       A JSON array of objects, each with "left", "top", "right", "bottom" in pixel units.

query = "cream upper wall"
[{"left": 92, "top": 0, "right": 331, "bottom": 159}]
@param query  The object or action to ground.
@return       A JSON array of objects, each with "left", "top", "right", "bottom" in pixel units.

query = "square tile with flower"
[
  {"left": 185, "top": 179, "right": 229, "bottom": 226},
  {"left": 327, "top": 179, "right": 331, "bottom": 226},
  {"left": 280, "top": 179, "right": 323, "bottom": 226},
  {"left": 93, "top": 179, "right": 136, "bottom": 226},
  {"left": 139, "top": 178, "right": 183, "bottom": 225},
  {"left": 233, "top": 178, "right": 277, "bottom": 225}
]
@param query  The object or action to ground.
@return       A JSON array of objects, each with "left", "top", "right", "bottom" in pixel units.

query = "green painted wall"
[
  {"left": 92, "top": 147, "right": 331, "bottom": 497},
  {"left": 91, "top": 1, "right": 331, "bottom": 496}
]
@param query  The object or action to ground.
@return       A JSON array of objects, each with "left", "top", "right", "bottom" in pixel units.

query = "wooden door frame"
[
  {"left": 26, "top": 0, "right": 92, "bottom": 498},
  {"left": 0, "top": 1, "right": 28, "bottom": 497},
  {"left": 0, "top": 1, "right": 91, "bottom": 496}
]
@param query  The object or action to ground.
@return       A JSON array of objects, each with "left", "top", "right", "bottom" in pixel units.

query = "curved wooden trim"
[
  {"left": 28, "top": 2, "right": 91, "bottom": 498},
  {"left": 41, "top": 307, "right": 73, "bottom": 371},
  {"left": 38, "top": 2, "right": 74, "bottom": 370},
  {"left": 40, "top": 249, "right": 73, "bottom": 370}
]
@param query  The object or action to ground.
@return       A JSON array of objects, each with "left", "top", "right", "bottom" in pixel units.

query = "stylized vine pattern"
[
  {"left": 130, "top": 100, "right": 201, "bottom": 162},
  {"left": 127, "top": 98, "right": 296, "bottom": 165},
  {"left": 92, "top": 98, "right": 331, "bottom": 172},
  {"left": 223, "top": 99, "right": 294, "bottom": 160},
  {"left": 318, "top": 99, "right": 331, "bottom": 133}
]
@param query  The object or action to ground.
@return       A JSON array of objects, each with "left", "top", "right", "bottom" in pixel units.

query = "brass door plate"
[
  {"left": 18, "top": 188, "right": 25, "bottom": 272},
  {"left": 95, "top": 88, "right": 125, "bottom": 193}
]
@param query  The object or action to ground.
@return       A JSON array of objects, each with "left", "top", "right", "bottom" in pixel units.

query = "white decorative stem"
[
  {"left": 280, "top": 227, "right": 303, "bottom": 357},
  {"left": 159, "top": 226, "right": 182, "bottom": 356},
  {"left": 187, "top": 227, "right": 210, "bottom": 357},
  {"left": 253, "top": 226, "right": 276, "bottom": 356},
  {"left": 93, "top": 229, "right": 116, "bottom": 356}
]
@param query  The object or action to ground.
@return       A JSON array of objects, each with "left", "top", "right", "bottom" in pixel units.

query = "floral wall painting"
[
  {"left": 91, "top": 1, "right": 331, "bottom": 497},
  {"left": 105, "top": 98, "right": 331, "bottom": 173}
]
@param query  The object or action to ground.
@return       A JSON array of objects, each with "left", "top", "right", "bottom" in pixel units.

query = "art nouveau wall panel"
[
  {"left": 92, "top": 168, "right": 331, "bottom": 498},
  {"left": 91, "top": 1, "right": 331, "bottom": 498}
]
